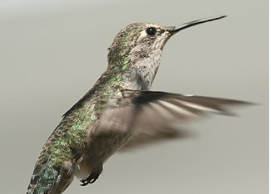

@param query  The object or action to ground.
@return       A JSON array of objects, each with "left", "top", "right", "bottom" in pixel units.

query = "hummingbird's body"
[{"left": 26, "top": 16, "right": 249, "bottom": 194}]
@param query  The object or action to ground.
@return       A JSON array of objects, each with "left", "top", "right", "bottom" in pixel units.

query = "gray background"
[{"left": 0, "top": 0, "right": 268, "bottom": 193}]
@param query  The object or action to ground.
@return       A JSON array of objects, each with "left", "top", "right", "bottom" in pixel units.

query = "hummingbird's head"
[
  {"left": 107, "top": 15, "right": 226, "bottom": 89},
  {"left": 107, "top": 22, "right": 172, "bottom": 67}
]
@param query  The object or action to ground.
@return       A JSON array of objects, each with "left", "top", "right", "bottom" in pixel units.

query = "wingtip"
[{"left": 234, "top": 100, "right": 258, "bottom": 107}]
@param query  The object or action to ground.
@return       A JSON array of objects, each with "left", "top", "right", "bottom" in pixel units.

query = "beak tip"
[{"left": 218, "top": 15, "right": 227, "bottom": 19}]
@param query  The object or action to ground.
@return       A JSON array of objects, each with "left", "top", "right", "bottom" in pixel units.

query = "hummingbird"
[{"left": 26, "top": 15, "right": 249, "bottom": 194}]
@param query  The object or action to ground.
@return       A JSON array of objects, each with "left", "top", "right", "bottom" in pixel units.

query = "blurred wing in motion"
[{"left": 97, "top": 90, "right": 250, "bottom": 150}]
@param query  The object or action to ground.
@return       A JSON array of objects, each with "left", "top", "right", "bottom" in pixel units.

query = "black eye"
[{"left": 146, "top": 27, "right": 157, "bottom": 36}]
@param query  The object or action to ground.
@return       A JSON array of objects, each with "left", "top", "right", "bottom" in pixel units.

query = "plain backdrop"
[{"left": 0, "top": 0, "right": 268, "bottom": 193}]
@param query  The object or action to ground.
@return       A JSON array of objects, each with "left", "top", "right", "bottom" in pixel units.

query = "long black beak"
[{"left": 169, "top": 15, "right": 227, "bottom": 33}]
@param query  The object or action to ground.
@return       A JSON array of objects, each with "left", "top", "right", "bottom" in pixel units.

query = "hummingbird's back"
[{"left": 26, "top": 75, "right": 133, "bottom": 193}]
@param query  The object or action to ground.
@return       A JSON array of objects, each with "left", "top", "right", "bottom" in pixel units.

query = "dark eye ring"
[{"left": 146, "top": 27, "right": 157, "bottom": 36}]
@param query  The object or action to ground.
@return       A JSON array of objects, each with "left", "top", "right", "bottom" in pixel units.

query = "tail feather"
[{"left": 26, "top": 155, "right": 74, "bottom": 194}]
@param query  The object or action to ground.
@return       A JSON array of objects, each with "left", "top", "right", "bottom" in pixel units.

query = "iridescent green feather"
[{"left": 47, "top": 75, "right": 124, "bottom": 166}]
